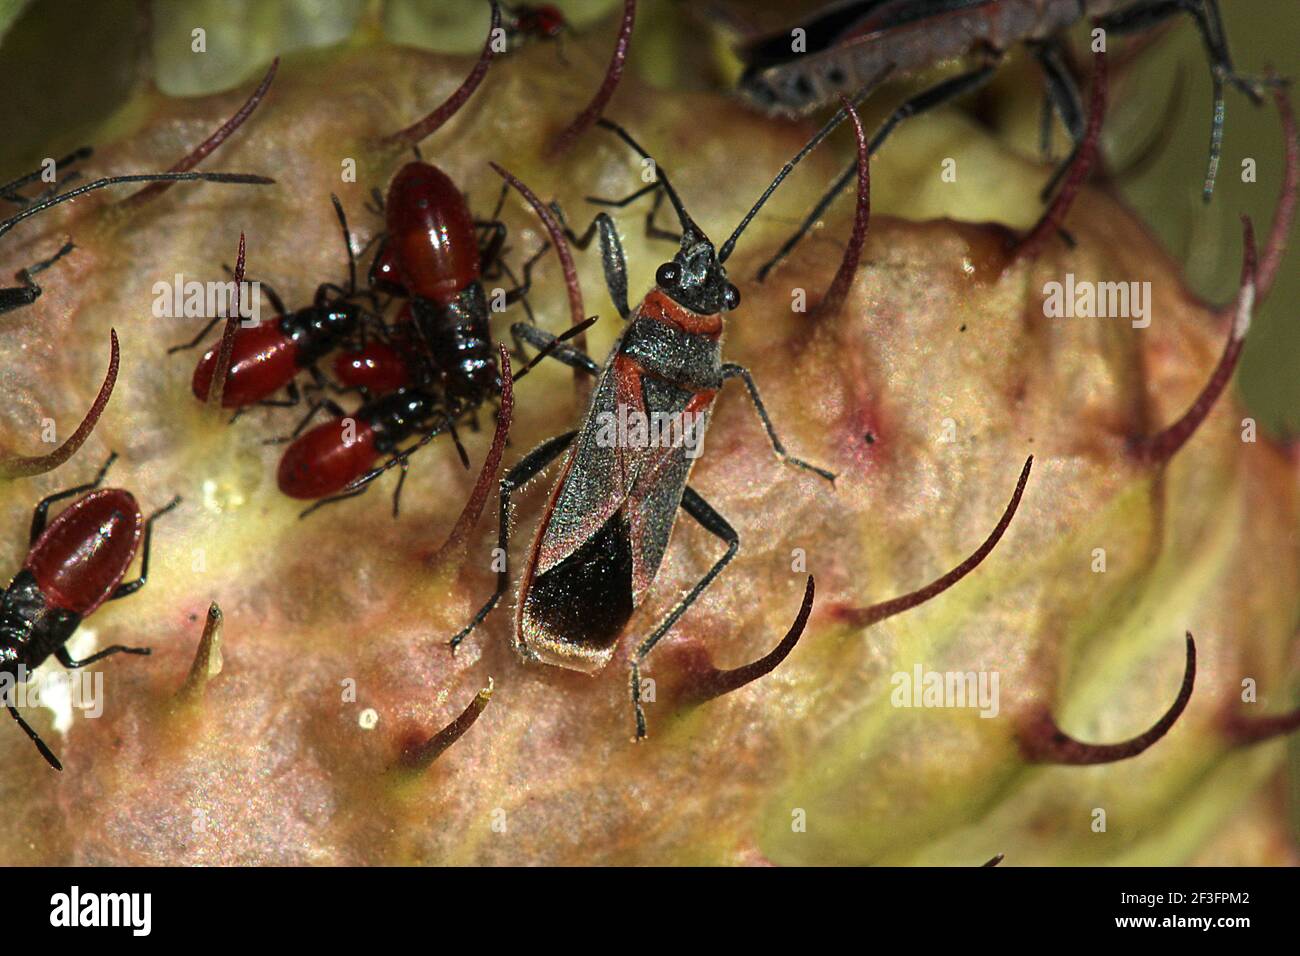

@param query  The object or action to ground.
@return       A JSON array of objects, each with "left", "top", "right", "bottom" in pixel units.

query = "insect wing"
[
  {"left": 620, "top": 377, "right": 711, "bottom": 604},
  {"left": 737, "top": 0, "right": 893, "bottom": 70},
  {"left": 531, "top": 358, "right": 641, "bottom": 580}
]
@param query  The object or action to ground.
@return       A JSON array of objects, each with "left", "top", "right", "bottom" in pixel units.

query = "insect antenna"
[
  {"left": 511, "top": 316, "right": 598, "bottom": 382},
  {"left": 718, "top": 67, "right": 891, "bottom": 264},
  {"left": 0, "top": 171, "right": 272, "bottom": 243},
  {"left": 330, "top": 193, "right": 358, "bottom": 295},
  {"left": 121, "top": 57, "right": 279, "bottom": 207},
  {"left": 0, "top": 147, "right": 93, "bottom": 204},
  {"left": 593, "top": 118, "right": 704, "bottom": 242}
]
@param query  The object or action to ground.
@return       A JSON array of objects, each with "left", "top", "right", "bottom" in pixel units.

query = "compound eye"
[
  {"left": 723, "top": 283, "right": 741, "bottom": 310},
  {"left": 655, "top": 262, "right": 679, "bottom": 288}
]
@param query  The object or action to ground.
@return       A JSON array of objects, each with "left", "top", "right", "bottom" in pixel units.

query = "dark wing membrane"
[
  {"left": 839, "top": 0, "right": 1003, "bottom": 41},
  {"left": 738, "top": 0, "right": 997, "bottom": 70},
  {"left": 740, "top": 0, "right": 896, "bottom": 70},
  {"left": 738, "top": 0, "right": 1027, "bottom": 114},
  {"left": 622, "top": 376, "right": 707, "bottom": 604},
  {"left": 520, "top": 511, "right": 635, "bottom": 663}
]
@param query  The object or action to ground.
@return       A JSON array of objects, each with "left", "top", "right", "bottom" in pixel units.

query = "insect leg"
[
  {"left": 501, "top": 240, "right": 551, "bottom": 307},
  {"left": 721, "top": 363, "right": 836, "bottom": 483},
  {"left": 585, "top": 180, "right": 658, "bottom": 208},
  {"left": 1099, "top": 0, "right": 1265, "bottom": 199},
  {"left": 8, "top": 706, "right": 61, "bottom": 770},
  {"left": 486, "top": 178, "right": 510, "bottom": 223},
  {"left": 630, "top": 486, "right": 739, "bottom": 739},
  {"left": 644, "top": 189, "right": 681, "bottom": 243},
  {"left": 390, "top": 456, "right": 410, "bottom": 518},
  {"left": 492, "top": 263, "right": 531, "bottom": 329},
  {"left": 251, "top": 395, "right": 306, "bottom": 410},
  {"left": 166, "top": 316, "right": 227, "bottom": 354},
  {"left": 1199, "top": 0, "right": 1259, "bottom": 100},
  {"left": 0, "top": 286, "right": 35, "bottom": 315},
  {"left": 1102, "top": 0, "right": 1247, "bottom": 87},
  {"left": 1100, "top": 2, "right": 1194, "bottom": 39},
  {"left": 306, "top": 363, "right": 363, "bottom": 400},
  {"left": 109, "top": 496, "right": 181, "bottom": 599},
  {"left": 249, "top": 376, "right": 307, "bottom": 411},
  {"left": 1030, "top": 37, "right": 1085, "bottom": 183},
  {"left": 56, "top": 644, "right": 150, "bottom": 667},
  {"left": 586, "top": 182, "right": 681, "bottom": 244},
  {"left": 297, "top": 484, "right": 373, "bottom": 518},
  {"left": 354, "top": 230, "right": 386, "bottom": 269},
  {"left": 448, "top": 430, "right": 578, "bottom": 651},
  {"left": 549, "top": 203, "right": 630, "bottom": 319},
  {"left": 265, "top": 397, "right": 347, "bottom": 445},
  {"left": 299, "top": 413, "right": 469, "bottom": 520},
  {"left": 0, "top": 240, "right": 76, "bottom": 315},
  {"left": 757, "top": 63, "right": 999, "bottom": 281},
  {"left": 1034, "top": 41, "right": 1088, "bottom": 199},
  {"left": 510, "top": 321, "right": 600, "bottom": 376},
  {"left": 1038, "top": 88, "right": 1055, "bottom": 163},
  {"left": 221, "top": 261, "right": 288, "bottom": 316},
  {"left": 495, "top": 240, "right": 552, "bottom": 331},
  {"left": 29, "top": 452, "right": 118, "bottom": 543},
  {"left": 1, "top": 172, "right": 274, "bottom": 245},
  {"left": 0, "top": 147, "right": 91, "bottom": 204},
  {"left": 329, "top": 193, "right": 358, "bottom": 295},
  {"left": 314, "top": 282, "right": 353, "bottom": 306},
  {"left": 477, "top": 219, "right": 509, "bottom": 275}
]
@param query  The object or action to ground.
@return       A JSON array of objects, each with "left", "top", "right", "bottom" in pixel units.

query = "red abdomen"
[
  {"left": 24, "top": 489, "right": 142, "bottom": 616},
  {"left": 332, "top": 341, "right": 411, "bottom": 393},
  {"left": 384, "top": 162, "right": 480, "bottom": 305},
  {"left": 277, "top": 418, "right": 378, "bottom": 499},
  {"left": 192, "top": 322, "right": 301, "bottom": 407}
]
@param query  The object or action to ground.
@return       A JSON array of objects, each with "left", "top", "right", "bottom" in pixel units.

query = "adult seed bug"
[
  {"left": 735, "top": 0, "right": 1271, "bottom": 277},
  {"left": 448, "top": 103, "right": 900, "bottom": 738},
  {"left": 0, "top": 454, "right": 179, "bottom": 770}
]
